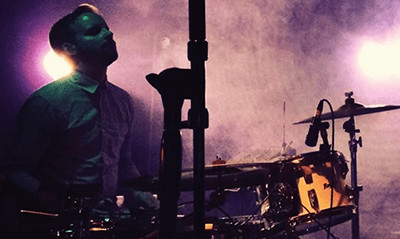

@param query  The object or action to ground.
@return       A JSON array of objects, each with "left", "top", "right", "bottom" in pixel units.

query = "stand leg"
[
  {"left": 193, "top": 128, "right": 205, "bottom": 239},
  {"left": 159, "top": 130, "right": 182, "bottom": 239}
]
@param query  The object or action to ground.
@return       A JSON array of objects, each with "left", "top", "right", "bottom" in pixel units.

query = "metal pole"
[
  {"left": 146, "top": 69, "right": 188, "bottom": 239},
  {"left": 344, "top": 115, "right": 361, "bottom": 239},
  {"left": 350, "top": 140, "right": 360, "bottom": 239},
  {"left": 158, "top": 130, "right": 182, "bottom": 239},
  {"left": 188, "top": 1, "right": 208, "bottom": 238}
]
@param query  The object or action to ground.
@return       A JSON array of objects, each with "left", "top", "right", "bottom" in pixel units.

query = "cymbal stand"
[
  {"left": 188, "top": 1, "right": 208, "bottom": 238},
  {"left": 146, "top": 0, "right": 208, "bottom": 235},
  {"left": 281, "top": 101, "right": 287, "bottom": 156},
  {"left": 343, "top": 113, "right": 362, "bottom": 239},
  {"left": 149, "top": 2, "right": 207, "bottom": 237},
  {"left": 146, "top": 68, "right": 190, "bottom": 239}
]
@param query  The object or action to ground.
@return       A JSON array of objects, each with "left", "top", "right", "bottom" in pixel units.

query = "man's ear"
[{"left": 62, "top": 43, "right": 77, "bottom": 56}]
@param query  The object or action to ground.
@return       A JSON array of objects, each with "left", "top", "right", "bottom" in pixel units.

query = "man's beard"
[{"left": 78, "top": 49, "right": 118, "bottom": 67}]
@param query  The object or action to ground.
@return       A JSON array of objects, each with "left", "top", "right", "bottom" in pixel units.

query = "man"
[{"left": 1, "top": 4, "right": 158, "bottom": 238}]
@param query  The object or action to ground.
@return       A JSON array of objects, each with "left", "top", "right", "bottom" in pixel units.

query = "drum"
[
  {"left": 261, "top": 151, "right": 355, "bottom": 237},
  {"left": 175, "top": 215, "right": 265, "bottom": 239}
]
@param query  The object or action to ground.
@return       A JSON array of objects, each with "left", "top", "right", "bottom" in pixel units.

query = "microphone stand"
[
  {"left": 158, "top": 112, "right": 183, "bottom": 239},
  {"left": 188, "top": 1, "right": 209, "bottom": 239},
  {"left": 147, "top": 0, "right": 208, "bottom": 236},
  {"left": 146, "top": 67, "right": 192, "bottom": 239},
  {"left": 342, "top": 94, "right": 362, "bottom": 239}
]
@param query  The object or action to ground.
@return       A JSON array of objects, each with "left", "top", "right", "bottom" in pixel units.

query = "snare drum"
[{"left": 262, "top": 151, "right": 355, "bottom": 237}]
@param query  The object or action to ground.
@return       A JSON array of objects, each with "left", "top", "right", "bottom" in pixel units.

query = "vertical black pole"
[
  {"left": 188, "top": 1, "right": 208, "bottom": 239},
  {"left": 158, "top": 103, "right": 183, "bottom": 239},
  {"left": 350, "top": 142, "right": 360, "bottom": 239},
  {"left": 348, "top": 117, "right": 360, "bottom": 239},
  {"left": 344, "top": 114, "right": 361, "bottom": 239}
]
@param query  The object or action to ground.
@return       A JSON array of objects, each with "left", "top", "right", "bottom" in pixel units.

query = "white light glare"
[
  {"left": 358, "top": 41, "right": 400, "bottom": 78},
  {"left": 43, "top": 50, "right": 73, "bottom": 80}
]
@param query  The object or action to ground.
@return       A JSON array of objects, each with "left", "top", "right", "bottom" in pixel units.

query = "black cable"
[
  {"left": 178, "top": 199, "right": 242, "bottom": 235},
  {"left": 206, "top": 200, "right": 244, "bottom": 236},
  {"left": 298, "top": 202, "right": 341, "bottom": 239},
  {"left": 235, "top": 193, "right": 270, "bottom": 227},
  {"left": 320, "top": 99, "right": 335, "bottom": 165},
  {"left": 178, "top": 200, "right": 234, "bottom": 220},
  {"left": 320, "top": 99, "right": 335, "bottom": 239},
  {"left": 177, "top": 200, "right": 194, "bottom": 208}
]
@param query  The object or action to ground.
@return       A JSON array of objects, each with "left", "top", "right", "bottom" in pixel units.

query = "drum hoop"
[{"left": 289, "top": 205, "right": 355, "bottom": 235}]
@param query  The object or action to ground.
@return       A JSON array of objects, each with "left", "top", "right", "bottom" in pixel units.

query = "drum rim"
[
  {"left": 263, "top": 205, "right": 355, "bottom": 237},
  {"left": 290, "top": 205, "right": 355, "bottom": 235}
]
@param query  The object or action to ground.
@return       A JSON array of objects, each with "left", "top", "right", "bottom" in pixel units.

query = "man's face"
[{"left": 70, "top": 12, "right": 118, "bottom": 67}]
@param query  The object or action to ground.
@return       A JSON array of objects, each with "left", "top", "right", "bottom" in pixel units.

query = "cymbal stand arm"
[{"left": 343, "top": 116, "right": 362, "bottom": 239}]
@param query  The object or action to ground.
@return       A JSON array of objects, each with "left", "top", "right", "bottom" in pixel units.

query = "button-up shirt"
[{"left": 6, "top": 71, "right": 140, "bottom": 199}]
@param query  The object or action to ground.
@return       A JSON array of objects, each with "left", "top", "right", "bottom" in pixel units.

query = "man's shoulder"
[
  {"left": 27, "top": 76, "right": 77, "bottom": 107},
  {"left": 34, "top": 76, "right": 73, "bottom": 95},
  {"left": 106, "top": 81, "right": 132, "bottom": 99}
]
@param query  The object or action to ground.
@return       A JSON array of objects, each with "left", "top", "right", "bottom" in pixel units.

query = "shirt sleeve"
[
  {"left": 117, "top": 96, "right": 141, "bottom": 186},
  {"left": 5, "top": 94, "right": 59, "bottom": 197}
]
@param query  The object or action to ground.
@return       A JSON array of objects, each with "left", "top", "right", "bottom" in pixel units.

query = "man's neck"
[{"left": 75, "top": 64, "right": 107, "bottom": 83}]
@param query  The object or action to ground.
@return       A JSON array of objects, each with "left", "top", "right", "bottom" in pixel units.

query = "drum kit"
[
  {"left": 126, "top": 152, "right": 353, "bottom": 239},
  {"left": 20, "top": 92, "right": 400, "bottom": 238},
  {"left": 120, "top": 91, "right": 400, "bottom": 239}
]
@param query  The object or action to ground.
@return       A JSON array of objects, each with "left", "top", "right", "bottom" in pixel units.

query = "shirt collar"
[{"left": 71, "top": 71, "right": 107, "bottom": 94}]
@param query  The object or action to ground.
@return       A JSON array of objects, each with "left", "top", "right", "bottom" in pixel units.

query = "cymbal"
[
  {"left": 181, "top": 163, "right": 271, "bottom": 191},
  {"left": 294, "top": 98, "right": 400, "bottom": 124},
  {"left": 122, "top": 163, "right": 272, "bottom": 193}
]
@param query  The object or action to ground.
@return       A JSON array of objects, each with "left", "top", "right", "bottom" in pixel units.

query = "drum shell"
[
  {"left": 261, "top": 151, "right": 354, "bottom": 236},
  {"left": 296, "top": 151, "right": 351, "bottom": 216}
]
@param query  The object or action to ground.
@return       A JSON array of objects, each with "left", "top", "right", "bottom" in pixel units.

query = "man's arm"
[
  {"left": 117, "top": 96, "right": 159, "bottom": 211},
  {"left": 4, "top": 94, "right": 58, "bottom": 199}
]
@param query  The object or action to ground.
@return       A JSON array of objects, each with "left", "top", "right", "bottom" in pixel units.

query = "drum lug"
[
  {"left": 323, "top": 183, "right": 331, "bottom": 189},
  {"left": 346, "top": 185, "right": 355, "bottom": 199},
  {"left": 307, "top": 189, "right": 320, "bottom": 212},
  {"left": 346, "top": 185, "right": 363, "bottom": 200}
]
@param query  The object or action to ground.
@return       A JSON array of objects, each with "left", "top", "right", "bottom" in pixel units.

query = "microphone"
[{"left": 305, "top": 100, "right": 324, "bottom": 147}]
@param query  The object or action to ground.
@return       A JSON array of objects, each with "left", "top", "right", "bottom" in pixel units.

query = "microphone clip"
[{"left": 318, "top": 121, "right": 331, "bottom": 154}]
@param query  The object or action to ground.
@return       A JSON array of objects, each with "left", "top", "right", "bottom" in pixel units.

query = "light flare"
[
  {"left": 358, "top": 41, "right": 400, "bottom": 78},
  {"left": 43, "top": 50, "right": 73, "bottom": 80}
]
